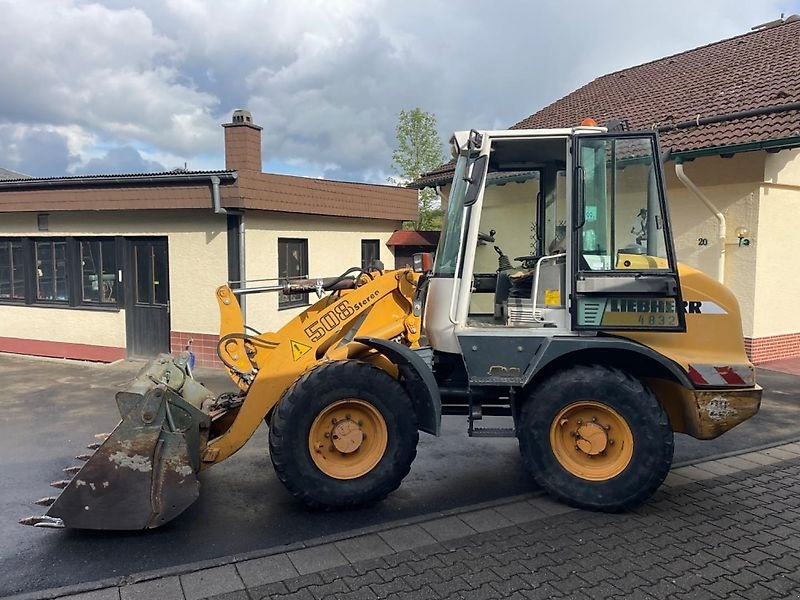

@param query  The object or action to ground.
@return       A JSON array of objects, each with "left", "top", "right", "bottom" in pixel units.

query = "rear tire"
[
  {"left": 269, "top": 360, "right": 418, "bottom": 509},
  {"left": 517, "top": 364, "right": 673, "bottom": 512}
]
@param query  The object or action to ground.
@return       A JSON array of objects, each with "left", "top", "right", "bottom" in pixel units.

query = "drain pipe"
[
  {"left": 674, "top": 161, "right": 726, "bottom": 283},
  {"left": 211, "top": 175, "right": 246, "bottom": 319}
]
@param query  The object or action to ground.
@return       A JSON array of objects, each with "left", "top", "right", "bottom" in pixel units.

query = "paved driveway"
[{"left": 1, "top": 355, "right": 798, "bottom": 597}]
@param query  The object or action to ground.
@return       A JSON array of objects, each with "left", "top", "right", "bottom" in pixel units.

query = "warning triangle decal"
[{"left": 290, "top": 339, "right": 313, "bottom": 361}]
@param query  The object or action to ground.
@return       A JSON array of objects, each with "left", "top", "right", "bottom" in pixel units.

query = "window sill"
[{"left": 0, "top": 300, "right": 121, "bottom": 313}]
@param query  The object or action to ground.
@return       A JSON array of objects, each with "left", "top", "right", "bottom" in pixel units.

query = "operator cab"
[{"left": 424, "top": 127, "right": 685, "bottom": 356}]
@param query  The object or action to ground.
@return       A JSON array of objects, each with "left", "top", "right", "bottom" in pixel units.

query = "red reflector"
[
  {"left": 714, "top": 366, "right": 747, "bottom": 386},
  {"left": 688, "top": 365, "right": 708, "bottom": 385}
]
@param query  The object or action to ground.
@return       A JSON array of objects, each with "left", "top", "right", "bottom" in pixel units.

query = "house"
[
  {"left": 417, "top": 16, "right": 800, "bottom": 364},
  {"left": 0, "top": 110, "right": 417, "bottom": 366}
]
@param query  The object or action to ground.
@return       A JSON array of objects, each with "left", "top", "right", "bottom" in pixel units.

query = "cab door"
[{"left": 571, "top": 133, "right": 685, "bottom": 332}]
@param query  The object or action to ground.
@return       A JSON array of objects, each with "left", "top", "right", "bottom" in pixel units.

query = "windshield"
[{"left": 433, "top": 155, "right": 471, "bottom": 276}]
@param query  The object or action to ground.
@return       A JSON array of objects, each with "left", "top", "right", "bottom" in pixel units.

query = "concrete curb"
[{"left": 8, "top": 438, "right": 800, "bottom": 600}]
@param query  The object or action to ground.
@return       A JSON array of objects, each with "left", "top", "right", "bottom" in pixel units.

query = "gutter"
[
  {"left": 675, "top": 160, "right": 726, "bottom": 283},
  {"left": 656, "top": 101, "right": 800, "bottom": 134},
  {"left": 0, "top": 171, "right": 238, "bottom": 190}
]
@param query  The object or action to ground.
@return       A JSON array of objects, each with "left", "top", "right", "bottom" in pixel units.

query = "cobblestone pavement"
[
  {"left": 25, "top": 442, "right": 800, "bottom": 600},
  {"left": 238, "top": 459, "right": 800, "bottom": 600}
]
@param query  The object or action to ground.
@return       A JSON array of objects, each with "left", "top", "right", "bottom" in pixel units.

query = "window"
[
  {"left": 0, "top": 236, "right": 122, "bottom": 309},
  {"left": 35, "top": 239, "right": 68, "bottom": 302},
  {"left": 278, "top": 238, "right": 309, "bottom": 309},
  {"left": 577, "top": 136, "right": 669, "bottom": 271},
  {"left": 361, "top": 239, "right": 381, "bottom": 271},
  {"left": 0, "top": 239, "right": 24, "bottom": 300},
  {"left": 80, "top": 239, "right": 117, "bottom": 304}
]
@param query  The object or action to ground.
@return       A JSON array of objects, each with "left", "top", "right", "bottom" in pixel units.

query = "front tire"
[
  {"left": 269, "top": 360, "right": 418, "bottom": 509},
  {"left": 517, "top": 364, "right": 673, "bottom": 512}
]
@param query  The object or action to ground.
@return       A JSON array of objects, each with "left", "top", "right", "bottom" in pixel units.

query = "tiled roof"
[
  {"left": 513, "top": 17, "right": 800, "bottom": 150},
  {"left": 417, "top": 17, "right": 800, "bottom": 187}
]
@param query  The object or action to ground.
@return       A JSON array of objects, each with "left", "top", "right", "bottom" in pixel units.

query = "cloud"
[
  {"left": 72, "top": 146, "right": 166, "bottom": 175},
  {"left": 0, "top": 0, "right": 794, "bottom": 179}
]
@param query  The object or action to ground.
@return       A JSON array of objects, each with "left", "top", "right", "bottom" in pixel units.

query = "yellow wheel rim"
[
  {"left": 549, "top": 401, "right": 634, "bottom": 481},
  {"left": 308, "top": 399, "right": 388, "bottom": 480}
]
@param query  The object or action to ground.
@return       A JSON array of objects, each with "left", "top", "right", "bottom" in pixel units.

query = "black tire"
[
  {"left": 517, "top": 364, "right": 673, "bottom": 512},
  {"left": 268, "top": 360, "right": 418, "bottom": 509}
]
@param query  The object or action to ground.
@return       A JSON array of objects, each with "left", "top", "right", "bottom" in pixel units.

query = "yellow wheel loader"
[{"left": 22, "top": 126, "right": 762, "bottom": 530}]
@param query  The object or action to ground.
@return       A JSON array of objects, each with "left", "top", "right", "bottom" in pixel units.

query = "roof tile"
[{"left": 417, "top": 18, "right": 800, "bottom": 186}]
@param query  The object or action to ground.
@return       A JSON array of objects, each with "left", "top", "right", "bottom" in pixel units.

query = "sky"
[{"left": 1, "top": 0, "right": 798, "bottom": 183}]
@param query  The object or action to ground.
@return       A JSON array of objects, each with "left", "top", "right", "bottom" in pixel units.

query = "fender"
[
  {"left": 522, "top": 336, "right": 694, "bottom": 389},
  {"left": 356, "top": 337, "right": 441, "bottom": 436}
]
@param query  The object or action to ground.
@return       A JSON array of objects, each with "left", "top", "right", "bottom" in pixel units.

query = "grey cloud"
[
  {"left": 0, "top": 0, "right": 792, "bottom": 181},
  {"left": 72, "top": 146, "right": 166, "bottom": 175},
  {"left": 0, "top": 127, "right": 76, "bottom": 177}
]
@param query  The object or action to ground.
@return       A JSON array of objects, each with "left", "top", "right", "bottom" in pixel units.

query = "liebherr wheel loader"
[{"left": 23, "top": 126, "right": 762, "bottom": 530}]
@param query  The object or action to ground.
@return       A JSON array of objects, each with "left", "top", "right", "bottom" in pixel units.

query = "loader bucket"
[{"left": 21, "top": 354, "right": 214, "bottom": 530}]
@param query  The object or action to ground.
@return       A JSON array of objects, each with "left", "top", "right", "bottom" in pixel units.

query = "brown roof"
[
  {"left": 417, "top": 17, "right": 800, "bottom": 187},
  {"left": 0, "top": 170, "right": 418, "bottom": 221},
  {"left": 514, "top": 17, "right": 800, "bottom": 152},
  {"left": 236, "top": 172, "right": 418, "bottom": 221},
  {"left": 386, "top": 230, "right": 440, "bottom": 247}
]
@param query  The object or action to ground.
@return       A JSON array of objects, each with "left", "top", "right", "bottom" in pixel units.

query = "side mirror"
[
  {"left": 464, "top": 155, "right": 488, "bottom": 206},
  {"left": 412, "top": 252, "right": 434, "bottom": 274}
]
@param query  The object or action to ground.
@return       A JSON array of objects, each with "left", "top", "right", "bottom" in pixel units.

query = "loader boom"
[{"left": 199, "top": 268, "right": 420, "bottom": 467}]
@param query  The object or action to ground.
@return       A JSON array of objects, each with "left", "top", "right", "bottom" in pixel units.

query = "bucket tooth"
[
  {"left": 75, "top": 454, "right": 92, "bottom": 461},
  {"left": 86, "top": 442, "right": 101, "bottom": 450},
  {"left": 94, "top": 433, "right": 110, "bottom": 441},
  {"left": 63, "top": 466, "right": 82, "bottom": 475},
  {"left": 35, "top": 496, "right": 58, "bottom": 507},
  {"left": 50, "top": 479, "right": 71, "bottom": 489},
  {"left": 20, "top": 515, "right": 64, "bottom": 528}
]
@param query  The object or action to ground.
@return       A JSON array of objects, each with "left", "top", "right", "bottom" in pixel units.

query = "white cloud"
[{"left": 0, "top": 0, "right": 794, "bottom": 179}]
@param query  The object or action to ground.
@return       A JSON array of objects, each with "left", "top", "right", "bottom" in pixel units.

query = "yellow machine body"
[{"left": 204, "top": 269, "right": 420, "bottom": 467}]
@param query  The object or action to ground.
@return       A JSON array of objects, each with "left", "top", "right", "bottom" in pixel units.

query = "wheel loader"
[{"left": 23, "top": 125, "right": 762, "bottom": 530}]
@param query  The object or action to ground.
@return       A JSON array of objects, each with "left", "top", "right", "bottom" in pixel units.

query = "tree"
[{"left": 390, "top": 108, "right": 445, "bottom": 230}]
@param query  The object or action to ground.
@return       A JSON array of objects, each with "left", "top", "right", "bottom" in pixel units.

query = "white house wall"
[
  {"left": 747, "top": 148, "right": 800, "bottom": 361},
  {"left": 243, "top": 212, "right": 398, "bottom": 333},
  {"left": 663, "top": 154, "right": 763, "bottom": 339}
]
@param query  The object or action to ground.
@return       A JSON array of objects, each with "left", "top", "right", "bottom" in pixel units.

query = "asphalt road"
[{"left": 1, "top": 355, "right": 798, "bottom": 597}]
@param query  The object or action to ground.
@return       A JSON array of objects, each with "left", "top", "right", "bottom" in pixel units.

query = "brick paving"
[
  {"left": 235, "top": 457, "right": 800, "bottom": 600},
  {"left": 28, "top": 443, "right": 800, "bottom": 600}
]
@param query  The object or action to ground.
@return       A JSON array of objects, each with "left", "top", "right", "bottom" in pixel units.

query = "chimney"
[{"left": 222, "top": 109, "right": 263, "bottom": 172}]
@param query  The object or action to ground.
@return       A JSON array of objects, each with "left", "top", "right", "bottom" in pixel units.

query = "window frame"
[
  {"left": 77, "top": 238, "right": 120, "bottom": 307},
  {"left": 0, "top": 238, "right": 26, "bottom": 302},
  {"left": 0, "top": 236, "right": 122, "bottom": 311},
  {"left": 360, "top": 239, "right": 381, "bottom": 271},
  {"left": 278, "top": 237, "right": 310, "bottom": 310},
  {"left": 33, "top": 237, "right": 70, "bottom": 304}
]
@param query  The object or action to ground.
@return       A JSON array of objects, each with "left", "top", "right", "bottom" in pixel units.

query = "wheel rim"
[
  {"left": 549, "top": 401, "right": 634, "bottom": 481},
  {"left": 308, "top": 399, "right": 388, "bottom": 480}
]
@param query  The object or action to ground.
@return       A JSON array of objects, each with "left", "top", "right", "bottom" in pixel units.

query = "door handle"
[{"left": 574, "top": 166, "right": 586, "bottom": 230}]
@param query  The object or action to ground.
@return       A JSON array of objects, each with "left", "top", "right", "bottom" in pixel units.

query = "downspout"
[
  {"left": 211, "top": 175, "right": 247, "bottom": 320},
  {"left": 211, "top": 175, "right": 224, "bottom": 214},
  {"left": 674, "top": 161, "right": 726, "bottom": 283}
]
